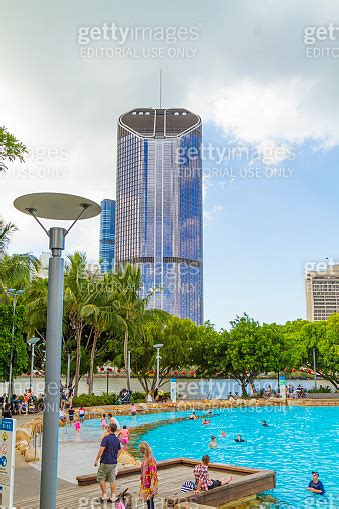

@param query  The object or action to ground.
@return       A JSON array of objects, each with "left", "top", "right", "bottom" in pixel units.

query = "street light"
[
  {"left": 6, "top": 288, "right": 25, "bottom": 400},
  {"left": 27, "top": 337, "right": 40, "bottom": 390},
  {"left": 127, "top": 350, "right": 131, "bottom": 389},
  {"left": 313, "top": 347, "right": 317, "bottom": 390},
  {"left": 14, "top": 192, "right": 101, "bottom": 509},
  {"left": 153, "top": 343, "right": 163, "bottom": 389}
]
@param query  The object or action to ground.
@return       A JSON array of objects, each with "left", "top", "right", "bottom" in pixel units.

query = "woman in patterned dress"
[{"left": 139, "top": 441, "right": 158, "bottom": 509}]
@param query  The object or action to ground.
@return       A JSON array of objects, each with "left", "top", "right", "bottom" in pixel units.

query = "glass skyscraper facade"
[
  {"left": 115, "top": 108, "right": 203, "bottom": 324},
  {"left": 99, "top": 199, "right": 116, "bottom": 273}
]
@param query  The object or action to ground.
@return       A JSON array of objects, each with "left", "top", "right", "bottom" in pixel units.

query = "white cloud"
[
  {"left": 204, "top": 204, "right": 224, "bottom": 223},
  {"left": 188, "top": 78, "right": 339, "bottom": 157}
]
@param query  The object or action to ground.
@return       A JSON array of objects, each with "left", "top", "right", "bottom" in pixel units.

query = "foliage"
[
  {"left": 308, "top": 385, "right": 332, "bottom": 393},
  {"left": 0, "top": 304, "right": 28, "bottom": 382},
  {"left": 72, "top": 393, "right": 118, "bottom": 407},
  {"left": 0, "top": 126, "right": 28, "bottom": 172},
  {"left": 0, "top": 217, "right": 17, "bottom": 259}
]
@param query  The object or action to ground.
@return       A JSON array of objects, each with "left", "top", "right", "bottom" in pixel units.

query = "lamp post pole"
[
  {"left": 313, "top": 347, "right": 317, "bottom": 390},
  {"left": 7, "top": 289, "right": 24, "bottom": 401},
  {"left": 27, "top": 337, "right": 40, "bottom": 391},
  {"left": 67, "top": 353, "right": 71, "bottom": 388},
  {"left": 153, "top": 344, "right": 163, "bottom": 389},
  {"left": 127, "top": 350, "right": 131, "bottom": 389},
  {"left": 40, "top": 227, "right": 66, "bottom": 509},
  {"left": 14, "top": 192, "right": 101, "bottom": 509}
]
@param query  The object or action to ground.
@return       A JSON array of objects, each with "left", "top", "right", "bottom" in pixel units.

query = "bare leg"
[
  {"left": 99, "top": 480, "right": 107, "bottom": 499},
  {"left": 110, "top": 481, "right": 116, "bottom": 500},
  {"left": 221, "top": 476, "right": 232, "bottom": 486}
]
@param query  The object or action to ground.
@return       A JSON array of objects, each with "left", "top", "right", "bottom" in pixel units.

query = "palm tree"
[
  {"left": 0, "top": 217, "right": 17, "bottom": 260},
  {"left": 115, "top": 264, "right": 159, "bottom": 390},
  {"left": 64, "top": 251, "right": 93, "bottom": 396},
  {"left": 81, "top": 273, "right": 121, "bottom": 394},
  {"left": 0, "top": 253, "right": 40, "bottom": 302}
]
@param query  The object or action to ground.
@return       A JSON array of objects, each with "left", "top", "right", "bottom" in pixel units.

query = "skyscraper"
[
  {"left": 305, "top": 264, "right": 339, "bottom": 321},
  {"left": 99, "top": 199, "right": 116, "bottom": 273},
  {"left": 115, "top": 108, "right": 203, "bottom": 323}
]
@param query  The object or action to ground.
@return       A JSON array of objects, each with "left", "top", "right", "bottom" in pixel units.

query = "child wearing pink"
[
  {"left": 101, "top": 414, "right": 108, "bottom": 430},
  {"left": 120, "top": 425, "right": 130, "bottom": 446},
  {"left": 74, "top": 420, "right": 81, "bottom": 436}
]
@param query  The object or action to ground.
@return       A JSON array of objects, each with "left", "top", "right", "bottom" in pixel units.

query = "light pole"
[
  {"left": 313, "top": 347, "right": 317, "bottom": 390},
  {"left": 153, "top": 343, "right": 163, "bottom": 389},
  {"left": 127, "top": 350, "right": 131, "bottom": 389},
  {"left": 14, "top": 192, "right": 101, "bottom": 509},
  {"left": 27, "top": 337, "right": 40, "bottom": 390},
  {"left": 7, "top": 288, "right": 25, "bottom": 400},
  {"left": 66, "top": 353, "right": 71, "bottom": 388}
]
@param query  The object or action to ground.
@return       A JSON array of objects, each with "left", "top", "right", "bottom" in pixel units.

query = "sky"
[{"left": 1, "top": 0, "right": 339, "bottom": 328}]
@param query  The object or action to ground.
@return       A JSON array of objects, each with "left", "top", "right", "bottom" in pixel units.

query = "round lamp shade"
[{"left": 14, "top": 193, "right": 101, "bottom": 220}]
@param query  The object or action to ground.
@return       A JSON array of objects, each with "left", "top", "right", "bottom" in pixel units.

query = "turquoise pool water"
[
  {"left": 58, "top": 409, "right": 190, "bottom": 442},
  {"left": 139, "top": 406, "right": 339, "bottom": 508}
]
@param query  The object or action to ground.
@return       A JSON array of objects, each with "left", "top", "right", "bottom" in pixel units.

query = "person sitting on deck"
[
  {"left": 193, "top": 455, "right": 232, "bottom": 493},
  {"left": 234, "top": 434, "right": 246, "bottom": 442},
  {"left": 209, "top": 436, "right": 217, "bottom": 448},
  {"left": 307, "top": 471, "right": 325, "bottom": 495}
]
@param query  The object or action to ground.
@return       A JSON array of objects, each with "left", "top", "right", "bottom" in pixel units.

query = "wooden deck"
[{"left": 15, "top": 459, "right": 275, "bottom": 508}]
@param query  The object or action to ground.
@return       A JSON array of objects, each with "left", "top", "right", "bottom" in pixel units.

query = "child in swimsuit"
[
  {"left": 120, "top": 425, "right": 130, "bottom": 448},
  {"left": 101, "top": 414, "right": 108, "bottom": 430}
]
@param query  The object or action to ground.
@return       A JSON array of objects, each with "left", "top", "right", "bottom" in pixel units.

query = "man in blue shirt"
[
  {"left": 307, "top": 471, "right": 325, "bottom": 495},
  {"left": 94, "top": 423, "right": 121, "bottom": 503}
]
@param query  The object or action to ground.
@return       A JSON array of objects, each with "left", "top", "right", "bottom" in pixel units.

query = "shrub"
[
  {"left": 307, "top": 385, "right": 332, "bottom": 394},
  {"left": 130, "top": 391, "right": 146, "bottom": 403},
  {"left": 72, "top": 393, "right": 118, "bottom": 407}
]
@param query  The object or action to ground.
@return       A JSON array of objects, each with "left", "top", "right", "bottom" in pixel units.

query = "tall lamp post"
[
  {"left": 127, "top": 350, "right": 131, "bottom": 389},
  {"left": 7, "top": 288, "right": 25, "bottom": 400},
  {"left": 27, "top": 337, "right": 40, "bottom": 390},
  {"left": 153, "top": 343, "right": 163, "bottom": 389},
  {"left": 313, "top": 347, "right": 317, "bottom": 390},
  {"left": 14, "top": 192, "right": 101, "bottom": 509}
]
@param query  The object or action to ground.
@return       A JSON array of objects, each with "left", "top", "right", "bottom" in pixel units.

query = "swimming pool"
[
  {"left": 58, "top": 408, "right": 191, "bottom": 442},
  {"left": 139, "top": 406, "right": 339, "bottom": 507}
]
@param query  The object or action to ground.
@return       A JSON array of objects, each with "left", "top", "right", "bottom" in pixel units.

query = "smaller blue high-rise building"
[{"left": 99, "top": 199, "right": 116, "bottom": 274}]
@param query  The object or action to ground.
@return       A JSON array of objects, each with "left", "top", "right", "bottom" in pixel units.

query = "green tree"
[
  {"left": 0, "top": 304, "right": 28, "bottom": 382},
  {"left": 0, "top": 126, "right": 28, "bottom": 172},
  {"left": 64, "top": 251, "right": 93, "bottom": 396},
  {"left": 114, "top": 264, "right": 157, "bottom": 390},
  {"left": 0, "top": 217, "right": 17, "bottom": 260},
  {"left": 126, "top": 315, "right": 196, "bottom": 392}
]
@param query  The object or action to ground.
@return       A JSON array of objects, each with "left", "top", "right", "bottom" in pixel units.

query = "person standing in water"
[{"left": 208, "top": 436, "right": 217, "bottom": 448}]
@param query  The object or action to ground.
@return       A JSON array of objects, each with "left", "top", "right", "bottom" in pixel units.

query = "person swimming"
[
  {"left": 234, "top": 434, "right": 246, "bottom": 442},
  {"left": 189, "top": 411, "right": 196, "bottom": 420},
  {"left": 208, "top": 436, "right": 217, "bottom": 448},
  {"left": 262, "top": 420, "right": 269, "bottom": 427},
  {"left": 221, "top": 431, "right": 227, "bottom": 437},
  {"left": 202, "top": 419, "right": 210, "bottom": 425}
]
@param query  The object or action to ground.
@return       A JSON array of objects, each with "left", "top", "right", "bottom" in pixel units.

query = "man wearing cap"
[{"left": 307, "top": 472, "right": 325, "bottom": 495}]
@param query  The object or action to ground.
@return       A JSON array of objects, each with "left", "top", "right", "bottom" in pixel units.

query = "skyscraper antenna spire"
[{"left": 159, "top": 69, "right": 162, "bottom": 108}]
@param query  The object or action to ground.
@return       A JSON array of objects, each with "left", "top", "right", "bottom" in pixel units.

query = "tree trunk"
[
  {"left": 88, "top": 331, "right": 99, "bottom": 394},
  {"left": 240, "top": 380, "right": 248, "bottom": 397},
  {"left": 74, "top": 323, "right": 83, "bottom": 397},
  {"left": 124, "top": 329, "right": 130, "bottom": 390}
]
